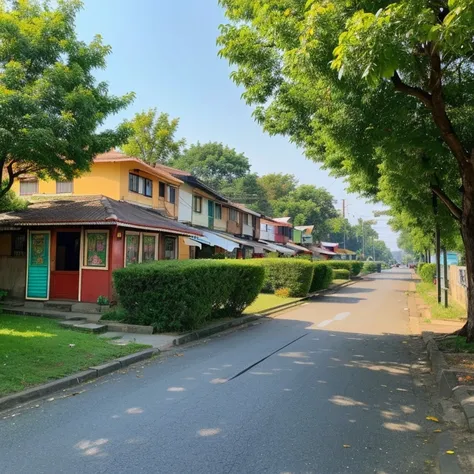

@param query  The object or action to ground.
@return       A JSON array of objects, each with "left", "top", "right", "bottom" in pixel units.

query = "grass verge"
[
  {"left": 416, "top": 282, "right": 466, "bottom": 321},
  {"left": 0, "top": 314, "right": 150, "bottom": 396},
  {"left": 438, "top": 335, "right": 474, "bottom": 354},
  {"left": 244, "top": 293, "right": 301, "bottom": 314}
]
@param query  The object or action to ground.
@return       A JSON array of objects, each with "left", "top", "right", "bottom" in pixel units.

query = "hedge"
[
  {"left": 333, "top": 269, "right": 350, "bottom": 280},
  {"left": 310, "top": 263, "right": 334, "bottom": 292},
  {"left": 420, "top": 263, "right": 436, "bottom": 283},
  {"left": 251, "top": 259, "right": 314, "bottom": 297},
  {"left": 362, "top": 261, "right": 378, "bottom": 274},
  {"left": 417, "top": 262, "right": 426, "bottom": 275},
  {"left": 113, "top": 260, "right": 265, "bottom": 332},
  {"left": 350, "top": 261, "right": 364, "bottom": 277},
  {"left": 322, "top": 260, "right": 364, "bottom": 277}
]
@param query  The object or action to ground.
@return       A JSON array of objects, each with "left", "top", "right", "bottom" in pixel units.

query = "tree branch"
[
  {"left": 391, "top": 71, "right": 433, "bottom": 108},
  {"left": 431, "top": 184, "right": 462, "bottom": 221}
]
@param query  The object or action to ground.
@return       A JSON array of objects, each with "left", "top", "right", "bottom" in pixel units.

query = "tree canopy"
[
  {"left": 122, "top": 108, "right": 186, "bottom": 165},
  {"left": 172, "top": 141, "right": 251, "bottom": 191},
  {"left": 258, "top": 173, "right": 298, "bottom": 201},
  {"left": 0, "top": 0, "right": 134, "bottom": 201}
]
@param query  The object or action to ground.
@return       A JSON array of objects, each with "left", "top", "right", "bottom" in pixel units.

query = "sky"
[{"left": 75, "top": 0, "right": 398, "bottom": 250}]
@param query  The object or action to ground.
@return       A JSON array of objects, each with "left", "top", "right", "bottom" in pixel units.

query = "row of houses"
[{"left": 0, "top": 151, "right": 352, "bottom": 305}]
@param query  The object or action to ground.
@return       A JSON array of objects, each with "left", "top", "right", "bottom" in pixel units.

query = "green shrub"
[
  {"left": 420, "top": 263, "right": 436, "bottom": 283},
  {"left": 333, "top": 269, "right": 350, "bottom": 280},
  {"left": 362, "top": 261, "right": 378, "bottom": 274},
  {"left": 310, "top": 263, "right": 334, "bottom": 292},
  {"left": 350, "top": 261, "right": 364, "bottom": 277},
  {"left": 113, "top": 260, "right": 265, "bottom": 332},
  {"left": 417, "top": 262, "right": 426, "bottom": 275},
  {"left": 251, "top": 259, "right": 314, "bottom": 297},
  {"left": 100, "top": 306, "right": 127, "bottom": 322},
  {"left": 323, "top": 261, "right": 353, "bottom": 273}
]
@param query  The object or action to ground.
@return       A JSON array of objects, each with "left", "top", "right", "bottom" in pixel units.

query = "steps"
[{"left": 58, "top": 319, "right": 108, "bottom": 334}]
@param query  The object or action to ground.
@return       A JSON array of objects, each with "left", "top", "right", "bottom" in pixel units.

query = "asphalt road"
[{"left": 0, "top": 269, "right": 439, "bottom": 473}]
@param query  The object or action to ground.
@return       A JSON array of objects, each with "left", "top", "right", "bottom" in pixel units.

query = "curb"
[
  {"left": 0, "top": 348, "right": 158, "bottom": 413},
  {"left": 422, "top": 331, "right": 474, "bottom": 432}
]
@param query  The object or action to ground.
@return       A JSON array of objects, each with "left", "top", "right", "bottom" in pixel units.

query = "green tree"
[
  {"left": 0, "top": 0, "right": 134, "bottom": 200},
  {"left": 0, "top": 188, "right": 27, "bottom": 212},
  {"left": 172, "top": 142, "right": 250, "bottom": 191},
  {"left": 122, "top": 108, "right": 186, "bottom": 165},
  {"left": 220, "top": 173, "right": 272, "bottom": 215},
  {"left": 272, "top": 185, "right": 338, "bottom": 240},
  {"left": 217, "top": 1, "right": 474, "bottom": 339},
  {"left": 258, "top": 173, "right": 298, "bottom": 201}
]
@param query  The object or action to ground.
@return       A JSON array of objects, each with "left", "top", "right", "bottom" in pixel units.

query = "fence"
[{"left": 448, "top": 265, "right": 467, "bottom": 309}]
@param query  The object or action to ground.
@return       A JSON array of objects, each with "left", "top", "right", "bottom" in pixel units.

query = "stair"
[
  {"left": 58, "top": 320, "right": 108, "bottom": 334},
  {"left": 44, "top": 301, "right": 73, "bottom": 312}
]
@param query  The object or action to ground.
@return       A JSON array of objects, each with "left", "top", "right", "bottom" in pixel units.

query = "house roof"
[
  {"left": 231, "top": 203, "right": 261, "bottom": 217},
  {"left": 273, "top": 217, "right": 292, "bottom": 224},
  {"left": 94, "top": 151, "right": 183, "bottom": 185},
  {"left": 311, "top": 246, "right": 337, "bottom": 256},
  {"left": 261, "top": 217, "right": 293, "bottom": 228},
  {"left": 321, "top": 241, "right": 339, "bottom": 248},
  {"left": 294, "top": 225, "right": 314, "bottom": 234},
  {"left": 335, "top": 248, "right": 356, "bottom": 255},
  {"left": 0, "top": 196, "right": 202, "bottom": 236}
]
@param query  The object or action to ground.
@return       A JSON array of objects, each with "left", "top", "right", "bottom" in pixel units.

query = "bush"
[
  {"left": 113, "top": 260, "right": 265, "bottom": 332},
  {"left": 417, "top": 262, "right": 426, "bottom": 275},
  {"left": 420, "top": 263, "right": 436, "bottom": 283},
  {"left": 310, "top": 263, "right": 334, "bottom": 292},
  {"left": 350, "top": 261, "right": 364, "bottom": 277},
  {"left": 251, "top": 259, "right": 314, "bottom": 297},
  {"left": 323, "top": 261, "right": 353, "bottom": 273},
  {"left": 275, "top": 287, "right": 291, "bottom": 298},
  {"left": 362, "top": 261, "right": 378, "bottom": 274},
  {"left": 333, "top": 269, "right": 350, "bottom": 280}
]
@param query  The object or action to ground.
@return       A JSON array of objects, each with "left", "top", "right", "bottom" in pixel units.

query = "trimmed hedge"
[
  {"left": 362, "top": 261, "right": 378, "bottom": 274},
  {"left": 333, "top": 269, "right": 350, "bottom": 280},
  {"left": 321, "top": 260, "right": 364, "bottom": 277},
  {"left": 113, "top": 260, "right": 265, "bottom": 332},
  {"left": 350, "top": 261, "right": 364, "bottom": 277},
  {"left": 310, "top": 263, "right": 334, "bottom": 292},
  {"left": 251, "top": 259, "right": 314, "bottom": 297},
  {"left": 420, "top": 263, "right": 436, "bottom": 283}
]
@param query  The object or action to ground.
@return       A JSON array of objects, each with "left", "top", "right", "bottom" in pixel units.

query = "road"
[{"left": 1, "top": 269, "right": 439, "bottom": 473}]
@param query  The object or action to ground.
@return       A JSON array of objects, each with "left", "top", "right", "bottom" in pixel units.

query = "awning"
[
  {"left": 183, "top": 237, "right": 202, "bottom": 249},
  {"left": 199, "top": 230, "right": 239, "bottom": 252},
  {"left": 216, "top": 232, "right": 268, "bottom": 254},
  {"left": 260, "top": 240, "right": 296, "bottom": 256},
  {"left": 311, "top": 246, "right": 337, "bottom": 256},
  {"left": 286, "top": 242, "right": 312, "bottom": 254}
]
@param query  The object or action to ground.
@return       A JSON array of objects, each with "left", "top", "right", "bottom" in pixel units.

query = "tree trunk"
[{"left": 461, "top": 171, "right": 474, "bottom": 342}]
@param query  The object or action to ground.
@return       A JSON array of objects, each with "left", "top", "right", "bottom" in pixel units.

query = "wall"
[
  {"left": 191, "top": 192, "right": 209, "bottom": 228},
  {"left": 214, "top": 205, "right": 228, "bottom": 231},
  {"left": 178, "top": 237, "right": 191, "bottom": 260},
  {"left": 178, "top": 183, "right": 193, "bottom": 223},
  {"left": 0, "top": 256, "right": 26, "bottom": 298},
  {"left": 448, "top": 265, "right": 467, "bottom": 309},
  {"left": 242, "top": 223, "right": 253, "bottom": 237},
  {"left": 260, "top": 224, "right": 275, "bottom": 242}
]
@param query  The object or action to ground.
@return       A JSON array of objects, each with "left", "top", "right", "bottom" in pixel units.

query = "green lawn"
[
  {"left": 437, "top": 336, "right": 474, "bottom": 353},
  {"left": 0, "top": 314, "right": 150, "bottom": 396},
  {"left": 244, "top": 294, "right": 301, "bottom": 314},
  {"left": 417, "top": 282, "right": 467, "bottom": 321}
]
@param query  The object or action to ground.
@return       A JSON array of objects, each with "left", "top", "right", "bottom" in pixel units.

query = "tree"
[
  {"left": 0, "top": 0, "right": 134, "bottom": 201},
  {"left": 0, "top": 188, "right": 27, "bottom": 212},
  {"left": 217, "top": 1, "right": 474, "bottom": 339},
  {"left": 258, "top": 173, "right": 298, "bottom": 201},
  {"left": 122, "top": 108, "right": 186, "bottom": 165},
  {"left": 172, "top": 142, "right": 250, "bottom": 191},
  {"left": 272, "top": 185, "right": 338, "bottom": 240}
]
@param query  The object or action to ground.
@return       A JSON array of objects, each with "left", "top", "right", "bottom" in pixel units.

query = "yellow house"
[
  {"left": 11, "top": 150, "right": 182, "bottom": 219},
  {"left": 11, "top": 150, "right": 197, "bottom": 260}
]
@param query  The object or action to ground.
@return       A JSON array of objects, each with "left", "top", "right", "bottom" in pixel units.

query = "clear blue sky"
[{"left": 75, "top": 0, "right": 398, "bottom": 250}]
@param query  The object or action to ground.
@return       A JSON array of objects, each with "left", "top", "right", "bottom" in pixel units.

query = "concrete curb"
[
  {"left": 422, "top": 331, "right": 474, "bottom": 432},
  {"left": 0, "top": 348, "right": 158, "bottom": 413}
]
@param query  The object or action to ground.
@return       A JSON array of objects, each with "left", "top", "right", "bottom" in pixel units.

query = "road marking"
[
  {"left": 333, "top": 312, "right": 351, "bottom": 321},
  {"left": 317, "top": 320, "right": 333, "bottom": 328}
]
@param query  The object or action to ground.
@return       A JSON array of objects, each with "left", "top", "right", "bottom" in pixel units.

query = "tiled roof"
[
  {"left": 94, "top": 151, "right": 182, "bottom": 185},
  {"left": 231, "top": 203, "right": 261, "bottom": 217},
  {"left": 0, "top": 196, "right": 202, "bottom": 236}
]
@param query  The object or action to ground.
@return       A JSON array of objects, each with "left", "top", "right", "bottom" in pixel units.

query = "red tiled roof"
[
  {"left": 0, "top": 196, "right": 202, "bottom": 236},
  {"left": 94, "top": 151, "right": 183, "bottom": 185}
]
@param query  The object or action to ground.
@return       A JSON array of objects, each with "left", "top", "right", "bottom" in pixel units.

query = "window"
[
  {"left": 56, "top": 181, "right": 73, "bottom": 194},
  {"left": 215, "top": 204, "right": 222, "bottom": 220},
  {"left": 229, "top": 208, "right": 239, "bottom": 222},
  {"left": 125, "top": 233, "right": 140, "bottom": 266},
  {"left": 193, "top": 195, "right": 202, "bottom": 213},
  {"left": 243, "top": 214, "right": 249, "bottom": 225},
  {"left": 19, "top": 179, "right": 38, "bottom": 196},
  {"left": 142, "top": 234, "right": 157, "bottom": 262},
  {"left": 168, "top": 186, "right": 176, "bottom": 204},
  {"left": 159, "top": 182, "right": 165, "bottom": 197},
  {"left": 11, "top": 232, "right": 27, "bottom": 257},
  {"left": 84, "top": 230, "right": 108, "bottom": 269},
  {"left": 164, "top": 237, "right": 176, "bottom": 260},
  {"left": 129, "top": 173, "right": 152, "bottom": 197}
]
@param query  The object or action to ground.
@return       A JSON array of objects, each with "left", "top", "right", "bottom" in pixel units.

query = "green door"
[
  {"left": 208, "top": 201, "right": 214, "bottom": 229},
  {"left": 27, "top": 232, "right": 50, "bottom": 299}
]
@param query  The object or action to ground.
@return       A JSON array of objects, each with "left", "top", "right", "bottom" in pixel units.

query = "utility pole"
[
  {"left": 433, "top": 193, "right": 441, "bottom": 304},
  {"left": 372, "top": 237, "right": 375, "bottom": 260},
  {"left": 342, "top": 199, "right": 345, "bottom": 218}
]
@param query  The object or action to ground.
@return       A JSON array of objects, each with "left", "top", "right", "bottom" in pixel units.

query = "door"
[
  {"left": 26, "top": 231, "right": 50, "bottom": 300},
  {"left": 208, "top": 201, "right": 214, "bottom": 229},
  {"left": 50, "top": 231, "right": 80, "bottom": 300}
]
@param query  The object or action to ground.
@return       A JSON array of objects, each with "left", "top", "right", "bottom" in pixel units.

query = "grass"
[
  {"left": 244, "top": 293, "right": 301, "bottom": 314},
  {"left": 438, "top": 336, "right": 474, "bottom": 354},
  {"left": 416, "top": 282, "right": 466, "bottom": 321},
  {"left": 0, "top": 314, "right": 151, "bottom": 396}
]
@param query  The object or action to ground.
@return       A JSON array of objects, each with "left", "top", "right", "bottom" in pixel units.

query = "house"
[
  {"left": 0, "top": 196, "right": 201, "bottom": 303},
  {"left": 311, "top": 241, "right": 338, "bottom": 260},
  {"left": 155, "top": 164, "right": 265, "bottom": 258},
  {"left": 259, "top": 217, "right": 296, "bottom": 256},
  {"left": 294, "top": 226, "right": 314, "bottom": 245}
]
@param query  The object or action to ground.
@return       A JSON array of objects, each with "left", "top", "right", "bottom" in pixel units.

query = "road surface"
[{"left": 1, "top": 269, "right": 439, "bottom": 473}]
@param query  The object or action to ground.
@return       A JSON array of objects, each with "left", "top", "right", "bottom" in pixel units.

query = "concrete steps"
[{"left": 58, "top": 320, "right": 108, "bottom": 334}]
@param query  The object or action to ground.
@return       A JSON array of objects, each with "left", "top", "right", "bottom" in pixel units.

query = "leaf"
[
  {"left": 426, "top": 416, "right": 439, "bottom": 422},
  {"left": 433, "top": 429, "right": 442, "bottom": 433},
  {"left": 446, "top": 450, "right": 455, "bottom": 455},
  {"left": 343, "top": 444, "right": 351, "bottom": 448}
]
